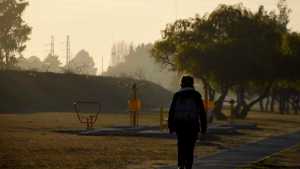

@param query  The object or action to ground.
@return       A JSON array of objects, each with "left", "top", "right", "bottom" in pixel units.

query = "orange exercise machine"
[{"left": 128, "top": 83, "right": 142, "bottom": 128}]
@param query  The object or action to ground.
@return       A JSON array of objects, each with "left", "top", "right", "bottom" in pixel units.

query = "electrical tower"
[
  {"left": 50, "top": 36, "right": 55, "bottom": 56},
  {"left": 66, "top": 35, "right": 71, "bottom": 66}
]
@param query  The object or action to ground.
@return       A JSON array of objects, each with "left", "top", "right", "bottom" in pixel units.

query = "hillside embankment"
[{"left": 0, "top": 71, "right": 172, "bottom": 113}]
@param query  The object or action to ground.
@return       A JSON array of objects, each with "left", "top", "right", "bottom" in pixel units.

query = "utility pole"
[
  {"left": 66, "top": 35, "right": 71, "bottom": 69},
  {"left": 50, "top": 35, "right": 55, "bottom": 56},
  {"left": 66, "top": 35, "right": 70, "bottom": 64}
]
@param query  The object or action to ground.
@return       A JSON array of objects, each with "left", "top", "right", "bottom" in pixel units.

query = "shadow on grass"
[{"left": 54, "top": 126, "right": 245, "bottom": 142}]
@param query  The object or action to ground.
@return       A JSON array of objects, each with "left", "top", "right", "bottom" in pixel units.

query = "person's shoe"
[{"left": 177, "top": 167, "right": 184, "bottom": 169}]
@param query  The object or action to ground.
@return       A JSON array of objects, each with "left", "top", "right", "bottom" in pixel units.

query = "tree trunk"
[
  {"left": 270, "top": 93, "right": 275, "bottom": 112},
  {"left": 286, "top": 96, "right": 290, "bottom": 114},
  {"left": 297, "top": 96, "right": 300, "bottom": 115},
  {"left": 233, "top": 85, "right": 245, "bottom": 117},
  {"left": 208, "top": 86, "right": 216, "bottom": 101},
  {"left": 239, "top": 105, "right": 250, "bottom": 119},
  {"left": 296, "top": 94, "right": 300, "bottom": 115},
  {"left": 259, "top": 99, "right": 265, "bottom": 112},
  {"left": 212, "top": 85, "right": 228, "bottom": 120},
  {"left": 279, "top": 91, "right": 284, "bottom": 114},
  {"left": 198, "top": 77, "right": 228, "bottom": 121},
  {"left": 291, "top": 98, "right": 298, "bottom": 114},
  {"left": 237, "top": 82, "right": 273, "bottom": 119},
  {"left": 265, "top": 96, "right": 270, "bottom": 112}
]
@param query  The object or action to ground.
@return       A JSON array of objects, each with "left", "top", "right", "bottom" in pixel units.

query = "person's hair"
[{"left": 181, "top": 76, "right": 194, "bottom": 88}]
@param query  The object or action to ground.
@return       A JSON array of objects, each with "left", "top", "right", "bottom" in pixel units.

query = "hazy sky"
[{"left": 23, "top": 0, "right": 300, "bottom": 74}]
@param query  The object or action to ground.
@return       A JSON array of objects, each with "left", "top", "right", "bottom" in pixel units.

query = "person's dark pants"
[{"left": 176, "top": 131, "right": 198, "bottom": 169}]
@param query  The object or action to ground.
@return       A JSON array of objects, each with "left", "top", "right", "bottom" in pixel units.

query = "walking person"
[{"left": 168, "top": 76, "right": 207, "bottom": 169}]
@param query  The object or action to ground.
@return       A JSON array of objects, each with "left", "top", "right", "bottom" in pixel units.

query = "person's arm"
[
  {"left": 168, "top": 94, "right": 177, "bottom": 134},
  {"left": 199, "top": 95, "right": 207, "bottom": 134}
]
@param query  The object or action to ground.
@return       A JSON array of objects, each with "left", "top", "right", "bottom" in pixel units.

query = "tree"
[
  {"left": 277, "top": 0, "right": 291, "bottom": 29},
  {"left": 152, "top": 4, "right": 248, "bottom": 119},
  {"left": 15, "top": 56, "right": 27, "bottom": 70},
  {"left": 0, "top": 0, "right": 31, "bottom": 70},
  {"left": 280, "top": 32, "right": 300, "bottom": 80},
  {"left": 273, "top": 32, "right": 300, "bottom": 114},
  {"left": 105, "top": 44, "right": 177, "bottom": 90},
  {"left": 43, "top": 54, "right": 62, "bottom": 73},
  {"left": 25, "top": 56, "right": 44, "bottom": 71},
  {"left": 110, "top": 41, "right": 129, "bottom": 66},
  {"left": 66, "top": 50, "right": 97, "bottom": 75},
  {"left": 152, "top": 2, "right": 290, "bottom": 119},
  {"left": 231, "top": 0, "right": 293, "bottom": 118}
]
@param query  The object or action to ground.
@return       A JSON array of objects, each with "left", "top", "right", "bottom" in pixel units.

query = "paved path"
[{"left": 160, "top": 131, "right": 300, "bottom": 169}]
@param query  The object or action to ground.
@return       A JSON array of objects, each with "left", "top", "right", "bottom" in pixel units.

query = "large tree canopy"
[
  {"left": 153, "top": 4, "right": 286, "bottom": 82},
  {"left": 152, "top": 2, "right": 294, "bottom": 119},
  {"left": 0, "top": 0, "right": 31, "bottom": 69}
]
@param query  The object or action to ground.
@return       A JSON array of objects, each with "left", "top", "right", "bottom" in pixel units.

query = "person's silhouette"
[{"left": 168, "top": 76, "right": 207, "bottom": 169}]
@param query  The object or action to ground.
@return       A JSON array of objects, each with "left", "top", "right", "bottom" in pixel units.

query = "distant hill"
[{"left": 0, "top": 71, "right": 172, "bottom": 113}]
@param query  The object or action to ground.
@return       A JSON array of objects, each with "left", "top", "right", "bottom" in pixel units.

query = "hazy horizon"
[{"left": 23, "top": 0, "right": 300, "bottom": 74}]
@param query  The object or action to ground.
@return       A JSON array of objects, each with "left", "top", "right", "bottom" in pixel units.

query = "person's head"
[{"left": 180, "top": 76, "right": 194, "bottom": 88}]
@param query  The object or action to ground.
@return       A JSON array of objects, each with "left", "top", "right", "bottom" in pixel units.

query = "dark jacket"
[{"left": 168, "top": 87, "right": 207, "bottom": 134}]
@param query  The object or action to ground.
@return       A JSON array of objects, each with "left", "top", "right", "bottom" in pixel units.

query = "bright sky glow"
[{"left": 23, "top": 0, "right": 300, "bottom": 73}]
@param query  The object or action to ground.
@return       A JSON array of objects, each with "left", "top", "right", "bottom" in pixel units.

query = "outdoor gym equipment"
[
  {"left": 118, "top": 80, "right": 144, "bottom": 128},
  {"left": 73, "top": 101, "right": 101, "bottom": 130},
  {"left": 160, "top": 106, "right": 168, "bottom": 131},
  {"left": 204, "top": 100, "right": 215, "bottom": 112},
  {"left": 128, "top": 83, "right": 142, "bottom": 128}
]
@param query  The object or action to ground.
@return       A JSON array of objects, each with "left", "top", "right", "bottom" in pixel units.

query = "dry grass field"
[
  {"left": 243, "top": 143, "right": 300, "bottom": 169},
  {"left": 1, "top": 111, "right": 300, "bottom": 169}
]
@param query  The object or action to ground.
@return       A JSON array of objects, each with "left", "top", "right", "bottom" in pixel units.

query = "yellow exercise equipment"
[{"left": 128, "top": 99, "right": 141, "bottom": 128}]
